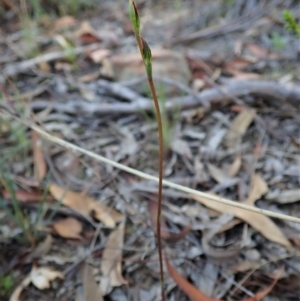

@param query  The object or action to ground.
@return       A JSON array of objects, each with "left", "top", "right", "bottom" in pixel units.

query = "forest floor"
[{"left": 1, "top": 0, "right": 300, "bottom": 300}]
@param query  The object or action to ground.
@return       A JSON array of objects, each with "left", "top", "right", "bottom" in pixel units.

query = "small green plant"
[
  {"left": 0, "top": 115, "right": 50, "bottom": 246},
  {"left": 270, "top": 32, "right": 285, "bottom": 50},
  {"left": 0, "top": 175, "right": 35, "bottom": 246},
  {"left": 0, "top": 274, "right": 13, "bottom": 298},
  {"left": 0, "top": 171, "right": 51, "bottom": 247},
  {"left": 28, "top": 0, "right": 44, "bottom": 21},
  {"left": 282, "top": 9, "right": 300, "bottom": 36},
  {"left": 129, "top": 1, "right": 165, "bottom": 300},
  {"left": 56, "top": 0, "right": 94, "bottom": 16},
  {"left": 20, "top": 17, "right": 41, "bottom": 58}
]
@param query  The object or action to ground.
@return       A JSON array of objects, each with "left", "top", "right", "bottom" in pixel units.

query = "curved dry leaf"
[
  {"left": 228, "top": 156, "right": 242, "bottom": 177},
  {"left": 30, "top": 266, "right": 64, "bottom": 290},
  {"left": 207, "top": 163, "right": 229, "bottom": 184},
  {"left": 2, "top": 189, "right": 53, "bottom": 202},
  {"left": 53, "top": 16, "right": 77, "bottom": 29},
  {"left": 191, "top": 193, "right": 291, "bottom": 248},
  {"left": 165, "top": 255, "right": 222, "bottom": 301},
  {"left": 225, "top": 109, "right": 256, "bottom": 148},
  {"left": 101, "top": 221, "right": 127, "bottom": 291},
  {"left": 191, "top": 173, "right": 291, "bottom": 248},
  {"left": 49, "top": 184, "right": 89, "bottom": 215},
  {"left": 49, "top": 184, "right": 123, "bottom": 228},
  {"left": 53, "top": 217, "right": 82, "bottom": 239},
  {"left": 245, "top": 174, "right": 268, "bottom": 206}
]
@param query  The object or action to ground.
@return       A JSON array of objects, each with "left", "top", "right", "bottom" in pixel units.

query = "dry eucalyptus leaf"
[
  {"left": 245, "top": 174, "right": 268, "bottom": 206},
  {"left": 265, "top": 189, "right": 300, "bottom": 204},
  {"left": 53, "top": 15, "right": 77, "bottom": 29},
  {"left": 171, "top": 138, "right": 192, "bottom": 159},
  {"left": 207, "top": 163, "right": 230, "bottom": 184},
  {"left": 75, "top": 21, "right": 100, "bottom": 42},
  {"left": 190, "top": 173, "right": 288, "bottom": 248},
  {"left": 101, "top": 221, "right": 127, "bottom": 292},
  {"left": 53, "top": 217, "right": 82, "bottom": 239},
  {"left": 32, "top": 130, "right": 47, "bottom": 182},
  {"left": 80, "top": 261, "right": 104, "bottom": 301},
  {"left": 190, "top": 193, "right": 291, "bottom": 248},
  {"left": 89, "top": 48, "right": 110, "bottom": 63},
  {"left": 227, "top": 156, "right": 242, "bottom": 177},
  {"left": 49, "top": 184, "right": 123, "bottom": 228},
  {"left": 225, "top": 109, "right": 256, "bottom": 148}
]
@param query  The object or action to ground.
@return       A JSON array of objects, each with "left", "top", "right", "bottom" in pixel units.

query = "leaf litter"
[{"left": 1, "top": 0, "right": 300, "bottom": 300}]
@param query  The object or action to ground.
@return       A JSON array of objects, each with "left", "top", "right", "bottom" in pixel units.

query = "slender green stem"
[{"left": 134, "top": 27, "right": 166, "bottom": 301}]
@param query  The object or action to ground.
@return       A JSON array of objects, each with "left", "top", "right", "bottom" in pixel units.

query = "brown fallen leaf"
[
  {"left": 190, "top": 174, "right": 290, "bottom": 248},
  {"left": 38, "top": 61, "right": 51, "bottom": 72},
  {"left": 245, "top": 174, "right": 268, "bottom": 206},
  {"left": 53, "top": 217, "right": 82, "bottom": 239},
  {"left": 165, "top": 255, "right": 222, "bottom": 301},
  {"left": 242, "top": 267, "right": 283, "bottom": 301},
  {"left": 89, "top": 48, "right": 110, "bottom": 63},
  {"left": 75, "top": 21, "right": 101, "bottom": 44},
  {"left": 228, "top": 156, "right": 242, "bottom": 177},
  {"left": 2, "top": 189, "right": 53, "bottom": 202},
  {"left": 79, "top": 261, "right": 104, "bottom": 301},
  {"left": 245, "top": 42, "right": 269, "bottom": 59},
  {"left": 32, "top": 130, "right": 47, "bottom": 181},
  {"left": 53, "top": 15, "right": 77, "bottom": 30},
  {"left": 225, "top": 56, "right": 255, "bottom": 71},
  {"left": 100, "top": 221, "right": 127, "bottom": 294},
  {"left": 49, "top": 184, "right": 123, "bottom": 228},
  {"left": 225, "top": 109, "right": 256, "bottom": 148}
]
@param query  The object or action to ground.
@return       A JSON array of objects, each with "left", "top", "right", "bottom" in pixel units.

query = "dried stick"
[
  {"left": 2, "top": 110, "right": 300, "bottom": 225},
  {"left": 29, "top": 80, "right": 300, "bottom": 116},
  {"left": 0, "top": 43, "right": 101, "bottom": 83}
]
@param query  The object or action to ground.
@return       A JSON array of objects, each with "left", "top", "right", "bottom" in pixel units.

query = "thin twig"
[
  {"left": 0, "top": 43, "right": 101, "bottom": 83},
  {"left": 2, "top": 111, "right": 300, "bottom": 225},
  {"left": 28, "top": 80, "right": 300, "bottom": 116}
]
